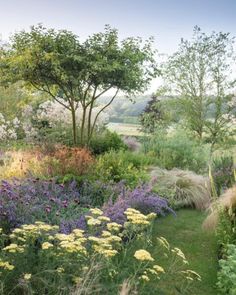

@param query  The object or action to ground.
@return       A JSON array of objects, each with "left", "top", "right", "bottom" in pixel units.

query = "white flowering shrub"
[
  {"left": 0, "top": 113, "right": 19, "bottom": 141},
  {"left": 36, "top": 100, "right": 109, "bottom": 130}
]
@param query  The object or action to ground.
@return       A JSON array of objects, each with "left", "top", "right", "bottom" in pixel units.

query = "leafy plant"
[
  {"left": 94, "top": 150, "right": 149, "bottom": 187},
  {"left": 88, "top": 130, "right": 127, "bottom": 155},
  {"left": 142, "top": 130, "right": 210, "bottom": 173},
  {"left": 217, "top": 244, "right": 236, "bottom": 294}
]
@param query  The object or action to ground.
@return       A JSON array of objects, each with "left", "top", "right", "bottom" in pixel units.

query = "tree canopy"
[
  {"left": 0, "top": 24, "right": 158, "bottom": 144},
  {"left": 164, "top": 26, "right": 236, "bottom": 148}
]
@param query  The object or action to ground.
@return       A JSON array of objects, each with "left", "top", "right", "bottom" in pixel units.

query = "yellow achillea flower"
[
  {"left": 56, "top": 267, "right": 64, "bottom": 273},
  {"left": 140, "top": 274, "right": 150, "bottom": 281},
  {"left": 157, "top": 237, "right": 170, "bottom": 250},
  {"left": 55, "top": 233, "right": 74, "bottom": 242},
  {"left": 134, "top": 250, "right": 154, "bottom": 261},
  {"left": 101, "top": 230, "right": 112, "bottom": 237},
  {"left": 101, "top": 249, "right": 118, "bottom": 257},
  {"left": 24, "top": 273, "right": 32, "bottom": 280},
  {"left": 73, "top": 276, "right": 82, "bottom": 284},
  {"left": 12, "top": 228, "right": 23, "bottom": 234},
  {"left": 97, "top": 216, "right": 111, "bottom": 222},
  {"left": 3, "top": 243, "right": 24, "bottom": 253},
  {"left": 42, "top": 242, "right": 53, "bottom": 250},
  {"left": 106, "top": 222, "right": 122, "bottom": 232},
  {"left": 105, "top": 235, "right": 122, "bottom": 243},
  {"left": 124, "top": 209, "right": 150, "bottom": 225},
  {"left": 89, "top": 208, "right": 103, "bottom": 216},
  {"left": 87, "top": 218, "right": 101, "bottom": 226},
  {"left": 146, "top": 213, "right": 157, "bottom": 221},
  {"left": 72, "top": 229, "right": 84, "bottom": 237},
  {"left": 0, "top": 228, "right": 2, "bottom": 234},
  {"left": 0, "top": 261, "right": 14, "bottom": 270},
  {"left": 171, "top": 247, "right": 187, "bottom": 263},
  {"left": 153, "top": 265, "right": 165, "bottom": 273}
]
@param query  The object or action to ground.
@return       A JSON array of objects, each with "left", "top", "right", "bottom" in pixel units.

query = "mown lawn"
[{"left": 152, "top": 209, "right": 218, "bottom": 295}]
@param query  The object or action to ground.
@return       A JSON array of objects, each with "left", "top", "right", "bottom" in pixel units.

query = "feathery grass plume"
[
  {"left": 70, "top": 260, "right": 103, "bottom": 295},
  {"left": 209, "top": 165, "right": 218, "bottom": 200},
  {"left": 119, "top": 279, "right": 136, "bottom": 295},
  {"left": 151, "top": 167, "right": 211, "bottom": 210},
  {"left": 0, "top": 149, "right": 42, "bottom": 179},
  {"left": 203, "top": 186, "right": 236, "bottom": 230}
]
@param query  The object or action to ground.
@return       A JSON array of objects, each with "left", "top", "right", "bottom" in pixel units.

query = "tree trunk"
[
  {"left": 87, "top": 100, "right": 94, "bottom": 144},
  {"left": 80, "top": 106, "right": 87, "bottom": 145},
  {"left": 71, "top": 108, "right": 77, "bottom": 145}
]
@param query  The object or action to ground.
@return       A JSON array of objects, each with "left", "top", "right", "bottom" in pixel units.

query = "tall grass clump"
[
  {"left": 151, "top": 168, "right": 211, "bottom": 210},
  {"left": 203, "top": 186, "right": 236, "bottom": 234}
]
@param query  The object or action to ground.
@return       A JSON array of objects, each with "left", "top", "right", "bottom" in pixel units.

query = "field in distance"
[{"left": 107, "top": 122, "right": 143, "bottom": 136}]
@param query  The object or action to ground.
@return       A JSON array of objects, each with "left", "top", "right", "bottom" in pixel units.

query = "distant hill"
[{"left": 99, "top": 95, "right": 152, "bottom": 123}]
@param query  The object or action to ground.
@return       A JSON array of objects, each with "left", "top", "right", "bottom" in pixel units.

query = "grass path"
[{"left": 152, "top": 209, "right": 218, "bottom": 295}]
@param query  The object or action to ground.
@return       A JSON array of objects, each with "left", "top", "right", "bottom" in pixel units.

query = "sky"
[{"left": 0, "top": 0, "right": 235, "bottom": 91}]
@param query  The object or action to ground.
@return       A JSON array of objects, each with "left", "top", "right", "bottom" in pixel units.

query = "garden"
[{"left": 0, "top": 24, "right": 235, "bottom": 295}]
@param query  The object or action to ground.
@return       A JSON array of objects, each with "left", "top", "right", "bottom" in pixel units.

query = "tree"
[
  {"left": 140, "top": 87, "right": 171, "bottom": 133},
  {"left": 164, "top": 26, "right": 236, "bottom": 147},
  {"left": 0, "top": 25, "right": 158, "bottom": 144}
]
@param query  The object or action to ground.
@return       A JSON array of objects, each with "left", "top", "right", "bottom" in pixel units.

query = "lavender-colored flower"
[
  {"left": 0, "top": 178, "right": 82, "bottom": 231},
  {"left": 103, "top": 184, "right": 174, "bottom": 224}
]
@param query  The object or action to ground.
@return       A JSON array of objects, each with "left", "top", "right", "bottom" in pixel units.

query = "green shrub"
[
  {"left": 88, "top": 130, "right": 127, "bottom": 155},
  {"left": 217, "top": 244, "right": 236, "bottom": 294},
  {"left": 212, "top": 154, "right": 235, "bottom": 196},
  {"left": 142, "top": 130, "right": 210, "bottom": 173},
  {"left": 94, "top": 150, "right": 149, "bottom": 187}
]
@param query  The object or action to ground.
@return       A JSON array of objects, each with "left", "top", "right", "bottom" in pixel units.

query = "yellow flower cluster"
[
  {"left": 106, "top": 222, "right": 122, "bottom": 232},
  {"left": 157, "top": 237, "right": 170, "bottom": 250},
  {"left": 181, "top": 270, "right": 201, "bottom": 281},
  {"left": 0, "top": 260, "right": 14, "bottom": 271},
  {"left": 42, "top": 242, "right": 53, "bottom": 250},
  {"left": 88, "top": 232, "right": 121, "bottom": 258},
  {"left": 171, "top": 247, "right": 188, "bottom": 264},
  {"left": 54, "top": 232, "right": 87, "bottom": 254},
  {"left": 3, "top": 243, "right": 24, "bottom": 253},
  {"left": 24, "top": 273, "right": 32, "bottom": 280},
  {"left": 124, "top": 208, "right": 153, "bottom": 226},
  {"left": 85, "top": 208, "right": 112, "bottom": 227},
  {"left": 134, "top": 249, "right": 154, "bottom": 261},
  {"left": 153, "top": 265, "right": 165, "bottom": 273},
  {"left": 139, "top": 264, "right": 165, "bottom": 282}
]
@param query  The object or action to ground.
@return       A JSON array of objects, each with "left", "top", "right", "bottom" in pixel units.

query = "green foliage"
[
  {"left": 94, "top": 150, "right": 149, "bottom": 187},
  {"left": 88, "top": 130, "right": 127, "bottom": 155},
  {"left": 0, "top": 84, "right": 33, "bottom": 119},
  {"left": 217, "top": 244, "right": 236, "bottom": 294},
  {"left": 140, "top": 94, "right": 169, "bottom": 133},
  {"left": 164, "top": 26, "right": 236, "bottom": 144},
  {"left": 216, "top": 209, "right": 236, "bottom": 249},
  {"left": 212, "top": 154, "right": 235, "bottom": 196},
  {"left": 142, "top": 130, "right": 210, "bottom": 173},
  {"left": 1, "top": 24, "right": 158, "bottom": 144}
]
